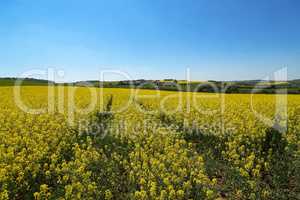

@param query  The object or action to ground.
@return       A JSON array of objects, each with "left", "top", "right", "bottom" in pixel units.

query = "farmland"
[{"left": 0, "top": 86, "right": 299, "bottom": 199}]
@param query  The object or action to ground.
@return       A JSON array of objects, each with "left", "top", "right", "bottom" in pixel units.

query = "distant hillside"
[
  {"left": 1, "top": 77, "right": 300, "bottom": 94},
  {"left": 0, "top": 78, "right": 55, "bottom": 86},
  {"left": 289, "top": 79, "right": 300, "bottom": 85},
  {"left": 71, "top": 79, "right": 300, "bottom": 94}
]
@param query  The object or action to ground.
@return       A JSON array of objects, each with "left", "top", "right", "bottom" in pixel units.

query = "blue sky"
[{"left": 0, "top": 0, "right": 300, "bottom": 81}]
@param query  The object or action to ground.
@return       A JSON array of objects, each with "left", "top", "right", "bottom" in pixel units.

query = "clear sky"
[{"left": 0, "top": 0, "right": 300, "bottom": 81}]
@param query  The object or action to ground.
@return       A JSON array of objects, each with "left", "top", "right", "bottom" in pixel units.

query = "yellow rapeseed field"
[{"left": 0, "top": 86, "right": 299, "bottom": 199}]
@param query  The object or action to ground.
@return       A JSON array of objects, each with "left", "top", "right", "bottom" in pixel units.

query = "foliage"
[{"left": 0, "top": 86, "right": 299, "bottom": 199}]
